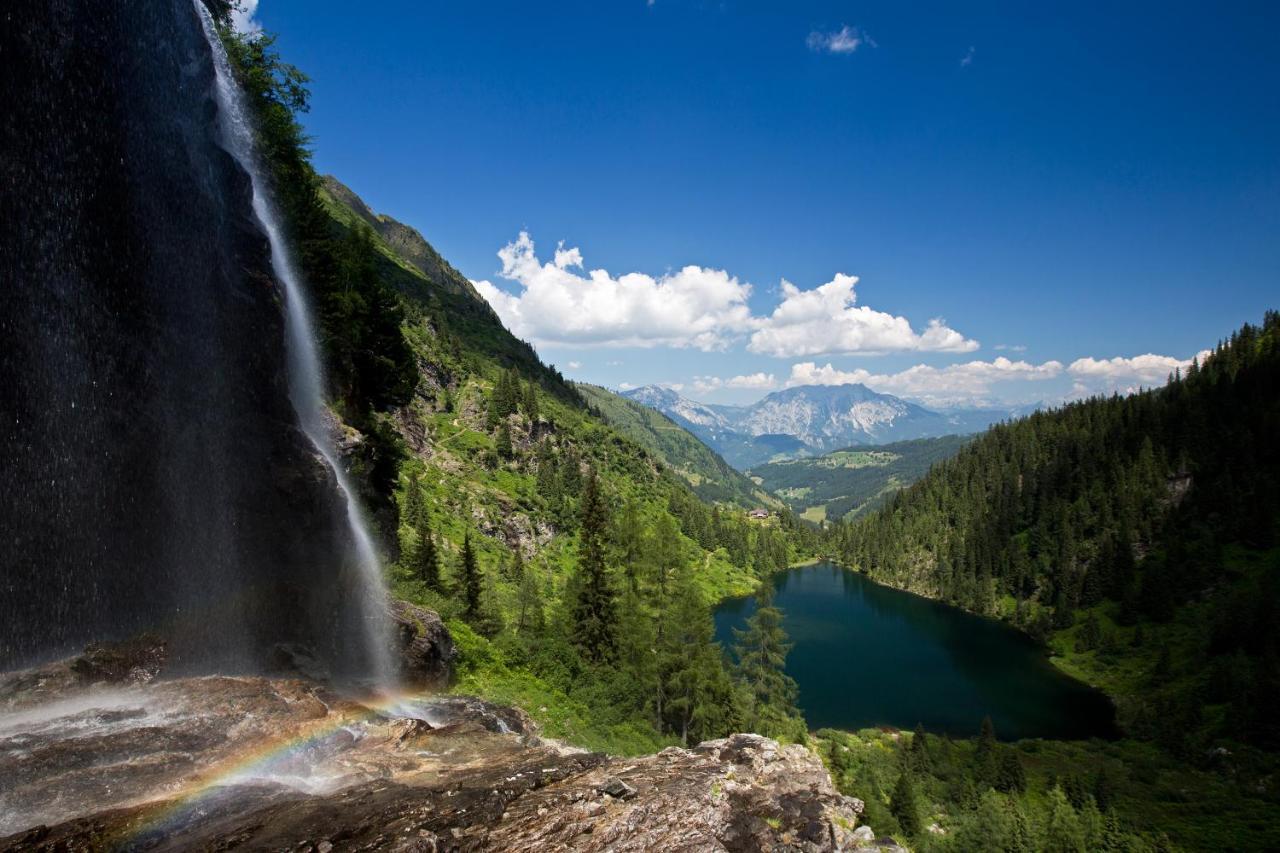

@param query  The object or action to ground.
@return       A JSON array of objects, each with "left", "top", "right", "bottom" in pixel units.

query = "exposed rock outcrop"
[
  {"left": 390, "top": 600, "right": 457, "bottom": 688},
  {"left": 0, "top": 662, "right": 875, "bottom": 852}
]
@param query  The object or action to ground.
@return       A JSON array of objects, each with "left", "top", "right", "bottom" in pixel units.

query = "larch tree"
[{"left": 732, "top": 581, "right": 800, "bottom": 737}]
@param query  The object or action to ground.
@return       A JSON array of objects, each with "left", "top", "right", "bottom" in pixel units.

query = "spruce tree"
[
  {"left": 523, "top": 381, "right": 539, "bottom": 426},
  {"left": 1043, "top": 787, "right": 1087, "bottom": 853},
  {"left": 908, "top": 723, "right": 932, "bottom": 773},
  {"left": 889, "top": 771, "right": 921, "bottom": 836},
  {"left": 413, "top": 514, "right": 440, "bottom": 590},
  {"left": 535, "top": 442, "right": 559, "bottom": 502},
  {"left": 403, "top": 469, "right": 423, "bottom": 530},
  {"left": 659, "top": 560, "right": 736, "bottom": 744},
  {"left": 570, "top": 469, "right": 618, "bottom": 662},
  {"left": 733, "top": 581, "right": 800, "bottom": 737},
  {"left": 995, "top": 748, "right": 1027, "bottom": 793},
  {"left": 460, "top": 533, "right": 482, "bottom": 623},
  {"left": 976, "top": 715, "right": 998, "bottom": 782},
  {"left": 496, "top": 422, "right": 513, "bottom": 460}
]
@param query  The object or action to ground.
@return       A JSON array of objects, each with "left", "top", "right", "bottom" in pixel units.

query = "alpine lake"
[{"left": 714, "top": 561, "right": 1116, "bottom": 740}]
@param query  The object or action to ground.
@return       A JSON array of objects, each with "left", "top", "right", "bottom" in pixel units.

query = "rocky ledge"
[{"left": 1, "top": 635, "right": 892, "bottom": 852}]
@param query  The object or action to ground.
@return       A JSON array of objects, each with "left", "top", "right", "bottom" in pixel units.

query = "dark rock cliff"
[{"left": 0, "top": 1, "right": 363, "bottom": 674}]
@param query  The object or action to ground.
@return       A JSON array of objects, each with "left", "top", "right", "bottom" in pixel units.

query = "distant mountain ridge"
[{"left": 623, "top": 383, "right": 1011, "bottom": 469}]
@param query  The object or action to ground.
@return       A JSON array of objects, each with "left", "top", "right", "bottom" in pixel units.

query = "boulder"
[
  {"left": 388, "top": 600, "right": 456, "bottom": 688},
  {"left": 70, "top": 633, "right": 167, "bottom": 685}
]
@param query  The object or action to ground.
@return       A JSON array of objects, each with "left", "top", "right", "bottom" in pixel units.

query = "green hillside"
[
  {"left": 575, "top": 382, "right": 780, "bottom": 509},
  {"left": 822, "top": 314, "right": 1280, "bottom": 848},
  {"left": 750, "top": 435, "right": 972, "bottom": 523},
  {"left": 221, "top": 24, "right": 817, "bottom": 754}
]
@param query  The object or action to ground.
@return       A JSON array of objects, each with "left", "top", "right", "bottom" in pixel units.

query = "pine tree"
[
  {"left": 1043, "top": 786, "right": 1087, "bottom": 853},
  {"left": 733, "top": 581, "right": 800, "bottom": 737},
  {"left": 952, "top": 790, "right": 1034, "bottom": 853},
  {"left": 413, "top": 513, "right": 440, "bottom": 590},
  {"left": 995, "top": 748, "right": 1027, "bottom": 793},
  {"left": 403, "top": 469, "right": 424, "bottom": 530},
  {"left": 515, "top": 560, "right": 545, "bottom": 634},
  {"left": 488, "top": 370, "right": 519, "bottom": 428},
  {"left": 459, "top": 533, "right": 482, "bottom": 623},
  {"left": 571, "top": 470, "right": 618, "bottom": 662},
  {"left": 614, "top": 499, "right": 644, "bottom": 592},
  {"left": 1092, "top": 765, "right": 1116, "bottom": 813},
  {"left": 496, "top": 422, "right": 513, "bottom": 460},
  {"left": 1076, "top": 611, "right": 1102, "bottom": 652},
  {"left": 908, "top": 723, "right": 932, "bottom": 773},
  {"left": 535, "top": 442, "right": 559, "bottom": 502},
  {"left": 658, "top": 560, "right": 736, "bottom": 744},
  {"left": 523, "top": 381, "right": 539, "bottom": 426},
  {"left": 889, "top": 770, "right": 921, "bottom": 836},
  {"left": 826, "top": 740, "right": 853, "bottom": 790},
  {"left": 975, "top": 715, "right": 998, "bottom": 783}
]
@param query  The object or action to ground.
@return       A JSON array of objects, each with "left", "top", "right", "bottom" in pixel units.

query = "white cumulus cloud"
[
  {"left": 747, "top": 275, "right": 978, "bottom": 357},
  {"left": 474, "top": 234, "right": 977, "bottom": 358},
  {"left": 727, "top": 372, "right": 778, "bottom": 390},
  {"left": 472, "top": 232, "right": 755, "bottom": 351},
  {"left": 807, "top": 25, "right": 875, "bottom": 54},
  {"left": 1067, "top": 351, "right": 1210, "bottom": 397},
  {"left": 692, "top": 373, "right": 778, "bottom": 395},
  {"left": 785, "top": 357, "right": 1063, "bottom": 408}
]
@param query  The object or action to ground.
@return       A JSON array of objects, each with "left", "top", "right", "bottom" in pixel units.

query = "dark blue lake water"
[{"left": 713, "top": 562, "right": 1116, "bottom": 740}]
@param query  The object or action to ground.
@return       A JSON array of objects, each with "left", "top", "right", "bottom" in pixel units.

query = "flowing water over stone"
[
  {"left": 715, "top": 562, "right": 1117, "bottom": 740},
  {"left": 0, "top": 0, "right": 390, "bottom": 681},
  {"left": 192, "top": 1, "right": 396, "bottom": 692}
]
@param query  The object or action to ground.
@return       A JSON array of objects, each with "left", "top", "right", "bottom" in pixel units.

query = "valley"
[{"left": 749, "top": 436, "right": 973, "bottom": 522}]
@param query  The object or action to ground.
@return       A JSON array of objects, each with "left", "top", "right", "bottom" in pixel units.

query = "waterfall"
[{"left": 193, "top": 3, "right": 397, "bottom": 691}]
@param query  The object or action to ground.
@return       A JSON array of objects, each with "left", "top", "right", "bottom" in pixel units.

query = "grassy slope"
[
  {"left": 751, "top": 435, "right": 971, "bottom": 522},
  {"left": 575, "top": 382, "right": 780, "bottom": 509}
]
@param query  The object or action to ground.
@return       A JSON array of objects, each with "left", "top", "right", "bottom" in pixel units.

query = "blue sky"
[{"left": 244, "top": 0, "right": 1278, "bottom": 407}]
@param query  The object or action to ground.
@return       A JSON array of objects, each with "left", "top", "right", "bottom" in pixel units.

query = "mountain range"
[{"left": 623, "top": 383, "right": 1016, "bottom": 470}]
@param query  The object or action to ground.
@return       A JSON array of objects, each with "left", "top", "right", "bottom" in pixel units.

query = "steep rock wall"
[{"left": 0, "top": 0, "right": 361, "bottom": 673}]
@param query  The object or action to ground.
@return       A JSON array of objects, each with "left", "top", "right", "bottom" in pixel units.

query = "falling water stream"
[{"left": 193, "top": 3, "right": 396, "bottom": 691}]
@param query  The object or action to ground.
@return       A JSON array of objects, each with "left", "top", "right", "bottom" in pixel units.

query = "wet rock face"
[
  {"left": 390, "top": 600, "right": 457, "bottom": 689},
  {"left": 1, "top": 668, "right": 867, "bottom": 852},
  {"left": 0, "top": 0, "right": 359, "bottom": 674}
]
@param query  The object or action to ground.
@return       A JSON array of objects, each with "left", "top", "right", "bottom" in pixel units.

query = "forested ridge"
[{"left": 830, "top": 312, "right": 1280, "bottom": 749}]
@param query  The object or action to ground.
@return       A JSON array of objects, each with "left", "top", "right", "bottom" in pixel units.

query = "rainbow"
[{"left": 113, "top": 689, "right": 433, "bottom": 848}]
